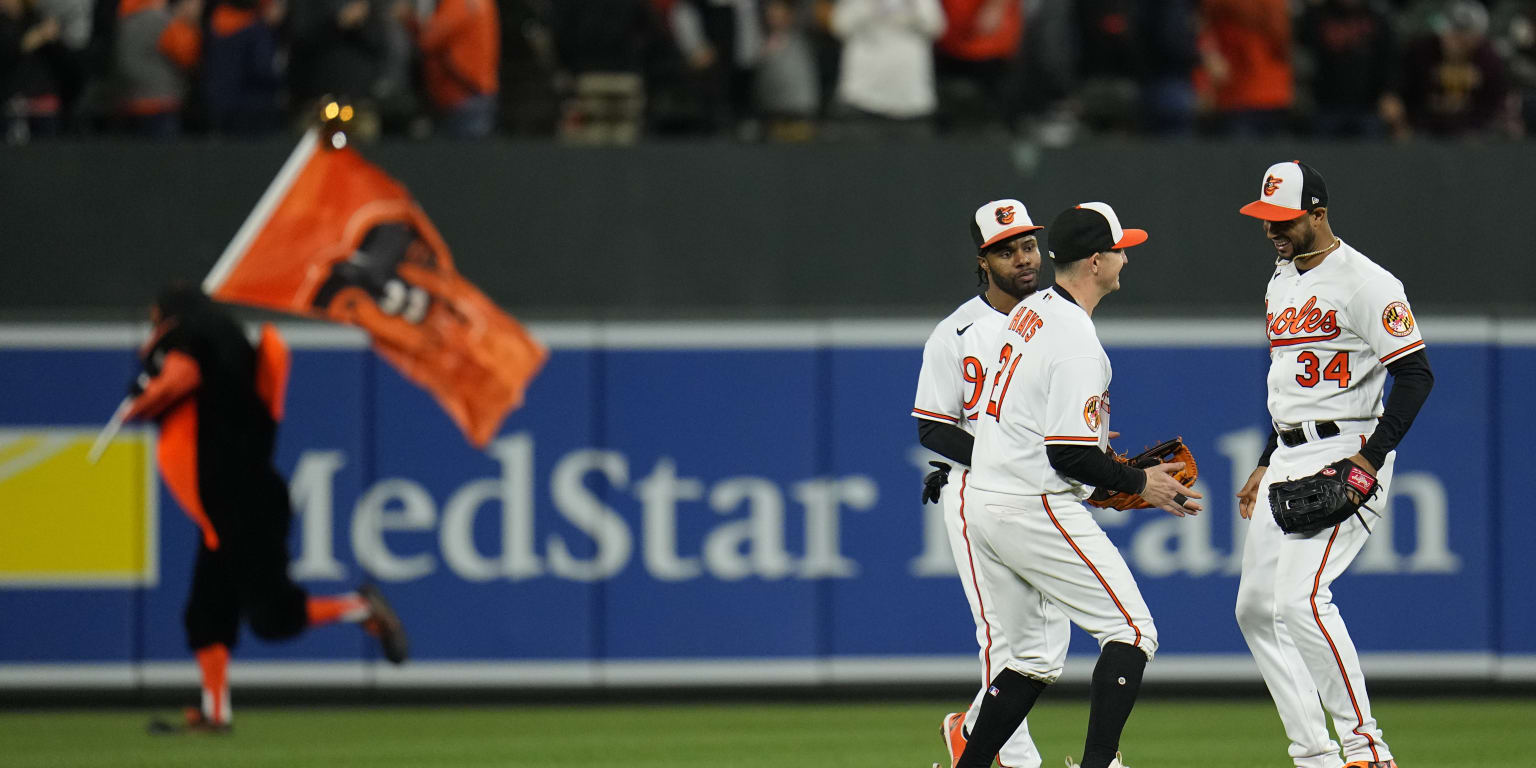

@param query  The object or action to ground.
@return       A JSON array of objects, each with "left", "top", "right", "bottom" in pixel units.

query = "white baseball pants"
[
  {"left": 1236, "top": 426, "right": 1396, "bottom": 768},
  {"left": 963, "top": 485, "right": 1157, "bottom": 685},
  {"left": 944, "top": 472, "right": 1071, "bottom": 768}
]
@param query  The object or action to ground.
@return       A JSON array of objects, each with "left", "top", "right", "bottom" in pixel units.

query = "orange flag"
[{"left": 203, "top": 128, "right": 547, "bottom": 448}]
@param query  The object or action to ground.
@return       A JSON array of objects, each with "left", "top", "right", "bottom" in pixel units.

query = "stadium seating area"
[{"left": 2, "top": 0, "right": 1534, "bottom": 143}]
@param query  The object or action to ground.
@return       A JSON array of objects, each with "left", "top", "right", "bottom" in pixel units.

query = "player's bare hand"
[
  {"left": 1142, "top": 463, "right": 1202, "bottom": 517},
  {"left": 1345, "top": 452, "right": 1377, "bottom": 474},
  {"left": 1236, "top": 466, "right": 1266, "bottom": 519}
]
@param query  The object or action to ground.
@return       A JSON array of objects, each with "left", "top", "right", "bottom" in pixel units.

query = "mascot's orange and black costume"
[{"left": 129, "top": 285, "right": 407, "bottom": 734}]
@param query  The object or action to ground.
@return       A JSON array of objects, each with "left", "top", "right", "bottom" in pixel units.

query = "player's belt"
[{"left": 1277, "top": 420, "right": 1339, "bottom": 447}]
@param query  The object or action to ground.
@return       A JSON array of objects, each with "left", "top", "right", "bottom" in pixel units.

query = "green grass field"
[{"left": 2, "top": 697, "right": 1529, "bottom": 768}]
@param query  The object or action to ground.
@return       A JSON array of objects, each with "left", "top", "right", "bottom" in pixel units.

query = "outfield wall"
[
  {"left": 5, "top": 140, "right": 1536, "bottom": 319},
  {"left": 1, "top": 318, "right": 1532, "bottom": 689}
]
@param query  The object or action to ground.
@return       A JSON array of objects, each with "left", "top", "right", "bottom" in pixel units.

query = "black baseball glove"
[
  {"left": 1269, "top": 458, "right": 1380, "bottom": 534},
  {"left": 922, "top": 461, "right": 951, "bottom": 504}
]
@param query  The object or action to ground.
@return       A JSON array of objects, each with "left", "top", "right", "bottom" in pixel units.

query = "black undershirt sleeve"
[
  {"left": 1046, "top": 444, "right": 1147, "bottom": 495},
  {"left": 1257, "top": 430, "right": 1279, "bottom": 468},
  {"left": 917, "top": 419, "right": 974, "bottom": 466},
  {"left": 1360, "top": 350, "right": 1434, "bottom": 470}
]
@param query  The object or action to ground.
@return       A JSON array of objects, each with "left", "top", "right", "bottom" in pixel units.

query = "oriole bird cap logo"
[
  {"left": 1263, "top": 175, "right": 1283, "bottom": 197},
  {"left": 996, "top": 206, "right": 1015, "bottom": 225}
]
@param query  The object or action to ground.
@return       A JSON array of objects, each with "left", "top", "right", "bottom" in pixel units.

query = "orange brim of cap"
[
  {"left": 980, "top": 225, "right": 1044, "bottom": 249},
  {"left": 1113, "top": 228, "right": 1148, "bottom": 249},
  {"left": 1239, "top": 200, "right": 1307, "bottom": 221}
]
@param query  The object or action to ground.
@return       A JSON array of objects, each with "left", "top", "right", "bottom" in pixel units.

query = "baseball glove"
[
  {"left": 1269, "top": 458, "right": 1379, "bottom": 534},
  {"left": 1087, "top": 438, "right": 1198, "bottom": 510}
]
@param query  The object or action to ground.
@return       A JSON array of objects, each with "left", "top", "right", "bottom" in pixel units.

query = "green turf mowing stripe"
[{"left": 0, "top": 699, "right": 1529, "bottom": 768}]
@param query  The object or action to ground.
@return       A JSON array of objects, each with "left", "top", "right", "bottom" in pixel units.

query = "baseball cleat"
[
  {"left": 1064, "top": 753, "right": 1130, "bottom": 768},
  {"left": 147, "top": 706, "right": 232, "bottom": 735},
  {"left": 940, "top": 711, "right": 966, "bottom": 768},
  {"left": 358, "top": 583, "right": 409, "bottom": 664},
  {"left": 1343, "top": 761, "right": 1396, "bottom": 768}
]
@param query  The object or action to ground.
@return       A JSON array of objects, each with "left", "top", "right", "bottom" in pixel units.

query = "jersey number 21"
[{"left": 985, "top": 344, "right": 1022, "bottom": 421}]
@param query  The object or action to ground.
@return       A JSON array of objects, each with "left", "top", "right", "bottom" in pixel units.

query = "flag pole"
[
  {"left": 202, "top": 128, "right": 321, "bottom": 295},
  {"left": 85, "top": 397, "right": 132, "bottom": 465}
]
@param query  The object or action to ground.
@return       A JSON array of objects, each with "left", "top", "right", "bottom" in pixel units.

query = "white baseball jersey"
[
  {"left": 961, "top": 286, "right": 1157, "bottom": 669},
  {"left": 970, "top": 287, "right": 1112, "bottom": 499},
  {"left": 1264, "top": 240, "right": 1426, "bottom": 427},
  {"left": 912, "top": 295, "right": 1011, "bottom": 441}
]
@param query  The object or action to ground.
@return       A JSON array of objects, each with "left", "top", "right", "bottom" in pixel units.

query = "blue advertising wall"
[{"left": 0, "top": 319, "right": 1529, "bottom": 687}]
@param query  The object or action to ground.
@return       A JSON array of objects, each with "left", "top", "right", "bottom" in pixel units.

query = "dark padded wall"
[{"left": 3, "top": 140, "right": 1530, "bottom": 319}]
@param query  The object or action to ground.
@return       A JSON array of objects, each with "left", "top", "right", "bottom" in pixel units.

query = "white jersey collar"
[
  {"left": 1049, "top": 284, "right": 1080, "bottom": 307},
  {"left": 1281, "top": 237, "right": 1351, "bottom": 278}
]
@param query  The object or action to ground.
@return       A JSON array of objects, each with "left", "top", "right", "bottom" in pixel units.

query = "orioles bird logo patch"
[
  {"left": 996, "top": 206, "right": 1016, "bottom": 225},
  {"left": 1083, "top": 396, "right": 1101, "bottom": 431},
  {"left": 1382, "top": 301, "right": 1414, "bottom": 337},
  {"left": 1263, "top": 175, "right": 1283, "bottom": 196}
]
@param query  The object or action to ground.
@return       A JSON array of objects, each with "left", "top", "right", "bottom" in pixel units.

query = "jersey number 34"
[{"left": 1296, "top": 351, "right": 1351, "bottom": 388}]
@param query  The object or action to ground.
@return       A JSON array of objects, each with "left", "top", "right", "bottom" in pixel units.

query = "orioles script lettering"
[{"left": 1267, "top": 296, "right": 1340, "bottom": 346}]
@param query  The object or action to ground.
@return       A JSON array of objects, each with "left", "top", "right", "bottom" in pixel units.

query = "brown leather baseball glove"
[{"left": 1086, "top": 437, "right": 1198, "bottom": 510}]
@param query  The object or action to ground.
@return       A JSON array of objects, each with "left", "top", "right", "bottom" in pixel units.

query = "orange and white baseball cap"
[
  {"left": 1047, "top": 202, "right": 1148, "bottom": 263},
  {"left": 1239, "top": 161, "right": 1329, "bottom": 221},
  {"left": 971, "top": 199, "right": 1044, "bottom": 251}
]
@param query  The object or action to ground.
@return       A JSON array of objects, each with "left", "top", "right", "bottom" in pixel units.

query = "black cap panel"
[
  {"left": 1048, "top": 208, "right": 1114, "bottom": 263},
  {"left": 1296, "top": 161, "right": 1329, "bottom": 210}
]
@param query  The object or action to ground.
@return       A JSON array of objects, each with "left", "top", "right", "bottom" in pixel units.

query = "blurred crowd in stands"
[{"left": 2, "top": 0, "right": 1533, "bottom": 143}]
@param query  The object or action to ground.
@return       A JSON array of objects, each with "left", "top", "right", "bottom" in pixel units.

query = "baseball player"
[
  {"left": 1234, "top": 161, "right": 1434, "bottom": 768},
  {"left": 956, "top": 203, "right": 1201, "bottom": 768},
  {"left": 913, "top": 199, "right": 1071, "bottom": 768}
]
